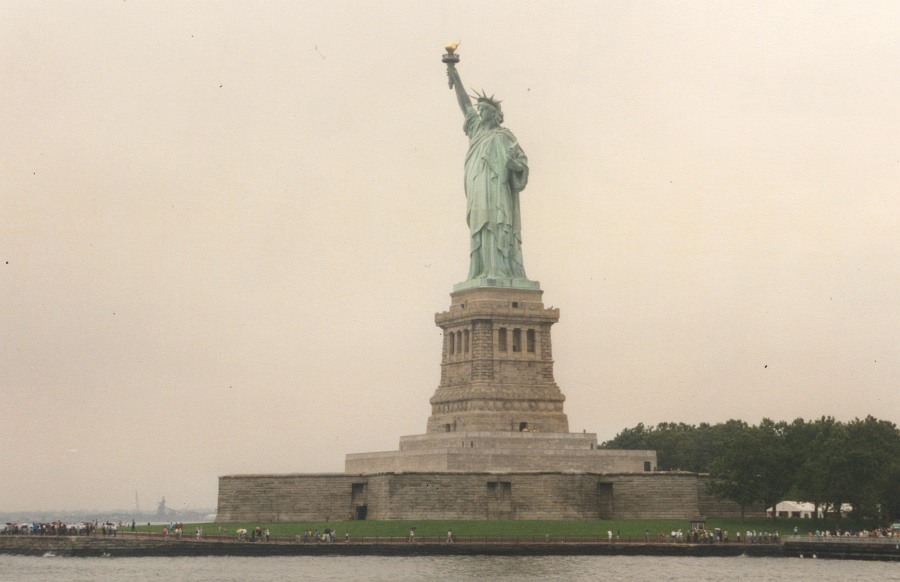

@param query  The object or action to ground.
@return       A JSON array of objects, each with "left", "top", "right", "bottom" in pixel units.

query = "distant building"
[{"left": 156, "top": 497, "right": 167, "bottom": 520}]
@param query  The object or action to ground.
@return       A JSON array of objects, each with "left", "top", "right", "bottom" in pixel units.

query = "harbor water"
[{"left": 2, "top": 553, "right": 899, "bottom": 581}]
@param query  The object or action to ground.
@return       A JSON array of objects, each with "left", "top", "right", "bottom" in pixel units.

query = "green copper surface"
[{"left": 445, "top": 49, "right": 540, "bottom": 291}]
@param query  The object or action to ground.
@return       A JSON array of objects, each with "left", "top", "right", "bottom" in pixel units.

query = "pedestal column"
[{"left": 427, "top": 286, "right": 568, "bottom": 433}]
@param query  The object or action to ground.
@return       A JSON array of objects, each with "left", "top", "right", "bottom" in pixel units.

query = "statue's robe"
[{"left": 463, "top": 108, "right": 529, "bottom": 280}]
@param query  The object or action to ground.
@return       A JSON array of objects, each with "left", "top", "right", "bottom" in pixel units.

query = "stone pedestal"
[{"left": 427, "top": 286, "right": 568, "bottom": 434}]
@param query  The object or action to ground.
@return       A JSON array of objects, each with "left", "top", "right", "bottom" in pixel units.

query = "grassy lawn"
[{"left": 134, "top": 517, "right": 874, "bottom": 540}]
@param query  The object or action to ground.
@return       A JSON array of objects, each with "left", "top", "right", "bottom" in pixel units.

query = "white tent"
[{"left": 769, "top": 501, "right": 852, "bottom": 518}]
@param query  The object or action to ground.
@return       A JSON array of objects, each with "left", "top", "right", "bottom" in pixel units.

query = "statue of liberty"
[{"left": 443, "top": 44, "right": 536, "bottom": 289}]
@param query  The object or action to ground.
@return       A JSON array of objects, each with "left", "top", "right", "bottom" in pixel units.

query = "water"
[{"left": 2, "top": 554, "right": 898, "bottom": 582}]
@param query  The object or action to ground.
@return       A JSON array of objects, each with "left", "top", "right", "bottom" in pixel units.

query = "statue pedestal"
[{"left": 428, "top": 285, "right": 566, "bottom": 433}]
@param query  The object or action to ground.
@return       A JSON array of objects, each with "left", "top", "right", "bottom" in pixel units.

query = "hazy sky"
[{"left": 2, "top": 1, "right": 898, "bottom": 512}]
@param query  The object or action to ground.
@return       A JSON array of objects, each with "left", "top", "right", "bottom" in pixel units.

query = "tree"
[
  {"left": 606, "top": 416, "right": 900, "bottom": 522},
  {"left": 601, "top": 423, "right": 651, "bottom": 450},
  {"left": 842, "top": 416, "right": 900, "bottom": 520},
  {"left": 602, "top": 421, "right": 747, "bottom": 473},
  {"left": 708, "top": 419, "right": 793, "bottom": 519},
  {"left": 790, "top": 416, "right": 838, "bottom": 521}
]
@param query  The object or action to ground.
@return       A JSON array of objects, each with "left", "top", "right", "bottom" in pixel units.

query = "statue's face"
[{"left": 478, "top": 103, "right": 498, "bottom": 125}]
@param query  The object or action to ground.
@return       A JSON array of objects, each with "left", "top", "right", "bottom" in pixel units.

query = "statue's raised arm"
[{"left": 443, "top": 42, "right": 472, "bottom": 117}]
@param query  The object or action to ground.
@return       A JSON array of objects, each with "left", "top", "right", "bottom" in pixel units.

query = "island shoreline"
[{"left": 1, "top": 536, "right": 897, "bottom": 561}]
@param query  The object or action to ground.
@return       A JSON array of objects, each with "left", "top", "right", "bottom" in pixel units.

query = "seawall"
[{"left": 1, "top": 536, "right": 897, "bottom": 560}]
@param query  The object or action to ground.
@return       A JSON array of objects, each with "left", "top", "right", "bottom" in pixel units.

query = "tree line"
[{"left": 601, "top": 416, "right": 900, "bottom": 521}]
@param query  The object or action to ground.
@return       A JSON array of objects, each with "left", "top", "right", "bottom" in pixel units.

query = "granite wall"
[{"left": 217, "top": 471, "right": 753, "bottom": 522}]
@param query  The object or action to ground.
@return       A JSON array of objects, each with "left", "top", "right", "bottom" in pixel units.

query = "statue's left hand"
[{"left": 506, "top": 156, "right": 524, "bottom": 172}]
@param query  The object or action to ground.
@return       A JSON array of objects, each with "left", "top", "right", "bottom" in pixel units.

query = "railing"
[
  {"left": 9, "top": 530, "right": 897, "bottom": 547},
  {"left": 22, "top": 530, "right": 895, "bottom": 546},
  {"left": 98, "top": 531, "right": 785, "bottom": 545},
  {"left": 785, "top": 535, "right": 900, "bottom": 546}
]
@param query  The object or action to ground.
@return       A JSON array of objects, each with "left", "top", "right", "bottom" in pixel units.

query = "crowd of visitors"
[
  {"left": 804, "top": 526, "right": 897, "bottom": 539},
  {"left": 301, "top": 528, "right": 338, "bottom": 543},
  {"left": 229, "top": 526, "right": 272, "bottom": 542},
  {"left": 1, "top": 520, "right": 123, "bottom": 536},
  {"left": 5, "top": 520, "right": 896, "bottom": 545},
  {"left": 648, "top": 529, "right": 780, "bottom": 544}
]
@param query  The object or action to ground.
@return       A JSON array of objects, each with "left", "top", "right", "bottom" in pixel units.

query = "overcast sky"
[{"left": 2, "top": 1, "right": 898, "bottom": 513}]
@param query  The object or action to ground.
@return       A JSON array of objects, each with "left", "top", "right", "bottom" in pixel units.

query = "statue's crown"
[{"left": 472, "top": 89, "right": 502, "bottom": 111}]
